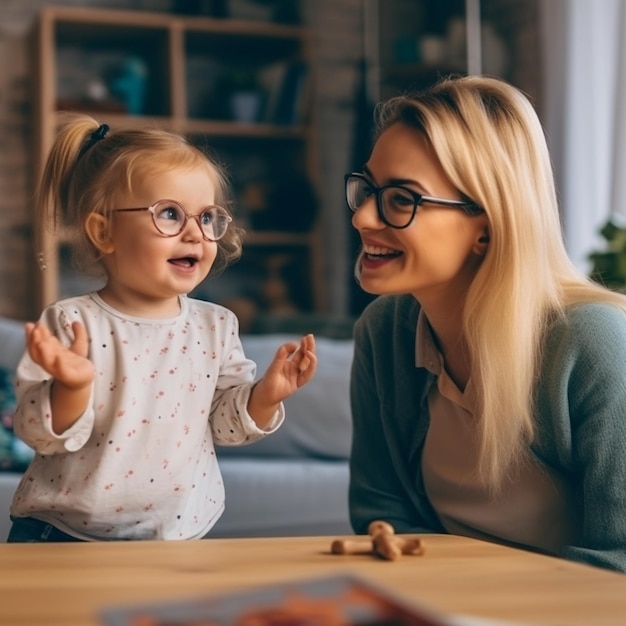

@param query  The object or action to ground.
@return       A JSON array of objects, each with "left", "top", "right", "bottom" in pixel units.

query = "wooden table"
[{"left": 0, "top": 533, "right": 625, "bottom": 626}]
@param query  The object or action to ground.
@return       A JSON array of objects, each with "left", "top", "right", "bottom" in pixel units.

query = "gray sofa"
[{"left": 0, "top": 316, "right": 354, "bottom": 541}]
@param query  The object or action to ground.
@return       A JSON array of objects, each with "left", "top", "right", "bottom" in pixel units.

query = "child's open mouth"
[{"left": 168, "top": 257, "right": 198, "bottom": 268}]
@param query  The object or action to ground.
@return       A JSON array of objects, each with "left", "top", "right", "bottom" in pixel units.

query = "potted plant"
[
  {"left": 588, "top": 216, "right": 626, "bottom": 290},
  {"left": 226, "top": 69, "right": 263, "bottom": 123}
]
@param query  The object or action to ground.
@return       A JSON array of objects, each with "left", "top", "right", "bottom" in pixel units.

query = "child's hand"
[
  {"left": 248, "top": 334, "right": 317, "bottom": 428},
  {"left": 25, "top": 320, "right": 94, "bottom": 434},
  {"left": 25, "top": 321, "right": 95, "bottom": 390},
  {"left": 261, "top": 333, "right": 317, "bottom": 401}
]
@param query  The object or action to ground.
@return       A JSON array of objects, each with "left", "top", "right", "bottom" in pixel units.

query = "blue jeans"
[
  {"left": 7, "top": 516, "right": 215, "bottom": 541},
  {"left": 7, "top": 516, "right": 84, "bottom": 543}
]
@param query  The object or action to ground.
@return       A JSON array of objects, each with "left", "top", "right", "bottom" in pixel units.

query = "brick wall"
[{"left": 0, "top": 0, "right": 539, "bottom": 320}]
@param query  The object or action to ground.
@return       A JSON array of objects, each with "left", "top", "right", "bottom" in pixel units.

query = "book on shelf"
[{"left": 259, "top": 60, "right": 311, "bottom": 126}]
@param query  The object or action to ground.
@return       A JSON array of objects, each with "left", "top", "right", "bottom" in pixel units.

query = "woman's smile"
[{"left": 360, "top": 241, "right": 403, "bottom": 270}]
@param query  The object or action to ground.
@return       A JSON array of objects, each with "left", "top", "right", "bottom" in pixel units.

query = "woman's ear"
[
  {"left": 474, "top": 227, "right": 490, "bottom": 256},
  {"left": 85, "top": 212, "right": 114, "bottom": 254}
]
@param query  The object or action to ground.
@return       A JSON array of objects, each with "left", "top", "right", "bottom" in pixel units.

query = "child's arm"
[
  {"left": 247, "top": 333, "right": 317, "bottom": 429},
  {"left": 25, "top": 320, "right": 95, "bottom": 434}
]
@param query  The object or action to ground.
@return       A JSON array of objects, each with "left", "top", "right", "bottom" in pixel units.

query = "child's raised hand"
[
  {"left": 25, "top": 321, "right": 95, "bottom": 389},
  {"left": 261, "top": 333, "right": 317, "bottom": 401},
  {"left": 247, "top": 334, "right": 317, "bottom": 428}
]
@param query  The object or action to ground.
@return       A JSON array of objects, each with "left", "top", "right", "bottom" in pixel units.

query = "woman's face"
[{"left": 351, "top": 122, "right": 489, "bottom": 303}]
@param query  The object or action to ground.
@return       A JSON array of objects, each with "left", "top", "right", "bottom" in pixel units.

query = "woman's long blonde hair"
[
  {"left": 374, "top": 75, "right": 626, "bottom": 488},
  {"left": 36, "top": 113, "right": 243, "bottom": 279}
]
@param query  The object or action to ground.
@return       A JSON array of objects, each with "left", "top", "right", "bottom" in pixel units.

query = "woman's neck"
[{"left": 420, "top": 299, "right": 471, "bottom": 391}]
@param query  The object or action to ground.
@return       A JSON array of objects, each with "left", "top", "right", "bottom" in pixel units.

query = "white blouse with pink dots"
[{"left": 11, "top": 292, "right": 283, "bottom": 541}]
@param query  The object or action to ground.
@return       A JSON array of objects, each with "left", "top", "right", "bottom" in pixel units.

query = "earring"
[{"left": 37, "top": 252, "right": 47, "bottom": 271}]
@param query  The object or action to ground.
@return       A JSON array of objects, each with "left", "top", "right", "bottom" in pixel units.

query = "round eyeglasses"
[
  {"left": 113, "top": 199, "right": 232, "bottom": 241},
  {"left": 345, "top": 172, "right": 483, "bottom": 229}
]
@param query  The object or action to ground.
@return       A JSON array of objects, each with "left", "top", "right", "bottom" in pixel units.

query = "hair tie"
[
  {"left": 91, "top": 124, "right": 109, "bottom": 141},
  {"left": 78, "top": 123, "right": 110, "bottom": 159}
]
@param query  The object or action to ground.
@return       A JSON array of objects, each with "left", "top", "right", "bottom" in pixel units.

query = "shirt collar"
[
  {"left": 416, "top": 308, "right": 475, "bottom": 408},
  {"left": 416, "top": 308, "right": 442, "bottom": 375}
]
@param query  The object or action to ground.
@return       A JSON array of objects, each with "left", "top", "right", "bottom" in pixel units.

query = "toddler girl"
[{"left": 8, "top": 115, "right": 316, "bottom": 541}]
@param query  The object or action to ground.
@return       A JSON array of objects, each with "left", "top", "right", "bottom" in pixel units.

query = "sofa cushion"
[
  {"left": 216, "top": 334, "right": 354, "bottom": 461},
  {"left": 0, "top": 317, "right": 25, "bottom": 371},
  {"left": 0, "top": 366, "right": 34, "bottom": 472},
  {"left": 211, "top": 457, "right": 351, "bottom": 537}
]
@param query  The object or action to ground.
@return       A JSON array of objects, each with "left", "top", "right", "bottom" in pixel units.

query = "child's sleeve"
[
  {"left": 210, "top": 314, "right": 284, "bottom": 445},
  {"left": 12, "top": 305, "right": 95, "bottom": 454}
]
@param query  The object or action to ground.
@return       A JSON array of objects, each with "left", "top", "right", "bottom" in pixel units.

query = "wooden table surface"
[{"left": 0, "top": 533, "right": 625, "bottom": 626}]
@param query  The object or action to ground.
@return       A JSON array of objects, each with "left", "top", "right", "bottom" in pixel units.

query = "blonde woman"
[
  {"left": 9, "top": 115, "right": 316, "bottom": 542},
  {"left": 346, "top": 75, "right": 626, "bottom": 572}
]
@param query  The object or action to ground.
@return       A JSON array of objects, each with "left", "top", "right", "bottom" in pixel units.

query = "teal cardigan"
[{"left": 349, "top": 294, "right": 626, "bottom": 572}]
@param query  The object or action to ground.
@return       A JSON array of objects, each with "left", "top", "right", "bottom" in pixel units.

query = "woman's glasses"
[
  {"left": 113, "top": 199, "right": 232, "bottom": 241},
  {"left": 345, "top": 173, "right": 483, "bottom": 229}
]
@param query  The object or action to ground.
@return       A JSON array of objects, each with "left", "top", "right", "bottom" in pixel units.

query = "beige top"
[{"left": 416, "top": 312, "right": 579, "bottom": 555}]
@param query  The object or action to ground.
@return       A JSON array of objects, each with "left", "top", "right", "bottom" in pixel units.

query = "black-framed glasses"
[
  {"left": 113, "top": 199, "right": 232, "bottom": 241},
  {"left": 345, "top": 173, "right": 484, "bottom": 229}
]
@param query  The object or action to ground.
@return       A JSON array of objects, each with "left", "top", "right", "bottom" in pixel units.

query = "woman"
[{"left": 346, "top": 74, "right": 626, "bottom": 572}]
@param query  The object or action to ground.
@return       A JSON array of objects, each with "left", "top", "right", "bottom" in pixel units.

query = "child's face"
[{"left": 100, "top": 166, "right": 221, "bottom": 315}]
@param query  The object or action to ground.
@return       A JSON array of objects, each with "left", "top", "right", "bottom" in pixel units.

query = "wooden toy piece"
[
  {"left": 367, "top": 520, "right": 395, "bottom": 536},
  {"left": 372, "top": 531, "right": 402, "bottom": 561},
  {"left": 376, "top": 535, "right": 424, "bottom": 560},
  {"left": 330, "top": 520, "right": 424, "bottom": 561},
  {"left": 330, "top": 538, "right": 373, "bottom": 555},
  {"left": 398, "top": 537, "right": 424, "bottom": 556},
  {"left": 368, "top": 520, "right": 425, "bottom": 561}
]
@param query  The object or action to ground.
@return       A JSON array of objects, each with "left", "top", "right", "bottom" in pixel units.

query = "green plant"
[{"left": 588, "top": 217, "right": 626, "bottom": 289}]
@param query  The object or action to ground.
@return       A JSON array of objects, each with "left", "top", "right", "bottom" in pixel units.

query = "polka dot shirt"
[{"left": 11, "top": 293, "right": 284, "bottom": 540}]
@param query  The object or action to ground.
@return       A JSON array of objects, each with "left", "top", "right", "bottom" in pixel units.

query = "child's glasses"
[{"left": 113, "top": 200, "right": 232, "bottom": 241}]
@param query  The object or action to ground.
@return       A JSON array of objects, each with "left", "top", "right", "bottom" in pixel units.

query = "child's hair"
[{"left": 35, "top": 113, "right": 243, "bottom": 278}]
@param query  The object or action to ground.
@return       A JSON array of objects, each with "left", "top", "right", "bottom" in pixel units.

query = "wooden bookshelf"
[{"left": 30, "top": 5, "right": 325, "bottom": 321}]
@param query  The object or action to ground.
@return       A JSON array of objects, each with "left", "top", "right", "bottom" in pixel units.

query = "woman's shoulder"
[
  {"left": 546, "top": 301, "right": 626, "bottom": 357},
  {"left": 560, "top": 301, "right": 626, "bottom": 334},
  {"left": 358, "top": 294, "right": 418, "bottom": 321},
  {"left": 355, "top": 295, "right": 420, "bottom": 339}
]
